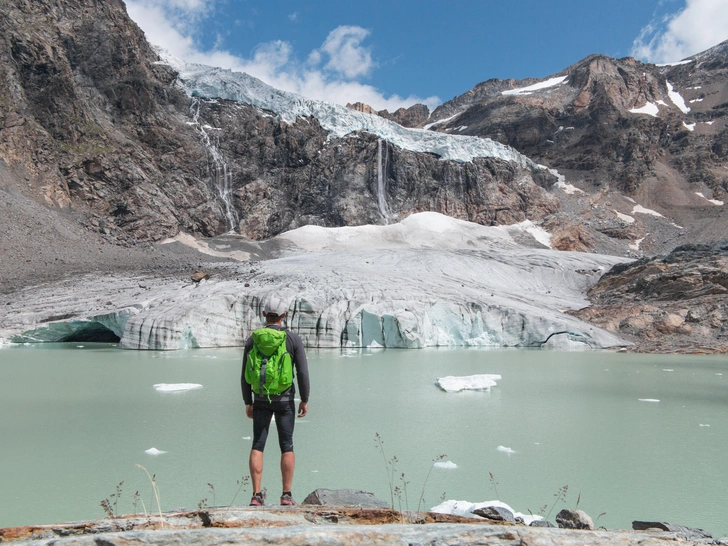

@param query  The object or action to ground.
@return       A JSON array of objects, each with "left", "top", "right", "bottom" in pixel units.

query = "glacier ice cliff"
[
  {"left": 0, "top": 213, "right": 630, "bottom": 350},
  {"left": 157, "top": 49, "right": 537, "bottom": 167}
]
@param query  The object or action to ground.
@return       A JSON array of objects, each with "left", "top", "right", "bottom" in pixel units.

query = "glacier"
[
  {"left": 1, "top": 213, "right": 630, "bottom": 351},
  {"left": 156, "top": 48, "right": 537, "bottom": 167}
]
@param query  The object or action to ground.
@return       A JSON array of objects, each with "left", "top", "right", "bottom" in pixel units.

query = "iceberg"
[
  {"left": 436, "top": 374, "right": 502, "bottom": 392},
  {"left": 153, "top": 383, "right": 203, "bottom": 392}
]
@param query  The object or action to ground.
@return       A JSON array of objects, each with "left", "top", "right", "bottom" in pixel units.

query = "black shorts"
[{"left": 251, "top": 399, "right": 296, "bottom": 453}]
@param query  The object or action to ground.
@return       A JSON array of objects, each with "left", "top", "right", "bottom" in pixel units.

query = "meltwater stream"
[{"left": 0, "top": 345, "right": 726, "bottom": 536}]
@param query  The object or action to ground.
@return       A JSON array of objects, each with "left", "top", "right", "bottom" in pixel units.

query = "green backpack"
[{"left": 245, "top": 328, "right": 293, "bottom": 399}]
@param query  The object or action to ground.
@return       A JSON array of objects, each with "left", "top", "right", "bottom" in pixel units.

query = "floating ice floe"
[
  {"left": 431, "top": 499, "right": 542, "bottom": 525},
  {"left": 638, "top": 399, "right": 660, "bottom": 402},
  {"left": 434, "top": 460, "right": 457, "bottom": 469},
  {"left": 436, "top": 374, "right": 502, "bottom": 392},
  {"left": 145, "top": 448, "right": 167, "bottom": 455},
  {"left": 153, "top": 383, "right": 203, "bottom": 392},
  {"left": 497, "top": 446, "right": 515, "bottom": 454}
]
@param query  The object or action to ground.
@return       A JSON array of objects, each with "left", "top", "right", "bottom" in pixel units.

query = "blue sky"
[{"left": 126, "top": 0, "right": 728, "bottom": 111}]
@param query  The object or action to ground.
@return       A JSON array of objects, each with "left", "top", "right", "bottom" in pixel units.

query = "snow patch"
[
  {"left": 431, "top": 499, "right": 542, "bottom": 525},
  {"left": 683, "top": 122, "right": 696, "bottom": 131},
  {"left": 423, "top": 114, "right": 459, "bottom": 130},
  {"left": 695, "top": 192, "right": 723, "bottom": 206},
  {"left": 505, "top": 220, "right": 553, "bottom": 248},
  {"left": 153, "top": 383, "right": 203, "bottom": 392},
  {"left": 705, "top": 120, "right": 715, "bottom": 125},
  {"left": 632, "top": 205, "right": 663, "bottom": 217},
  {"left": 667, "top": 81, "right": 690, "bottom": 114},
  {"left": 501, "top": 76, "right": 568, "bottom": 96},
  {"left": 629, "top": 237, "right": 646, "bottom": 251},
  {"left": 436, "top": 374, "right": 502, "bottom": 392},
  {"left": 629, "top": 102, "right": 660, "bottom": 117},
  {"left": 689, "top": 98, "right": 703, "bottom": 103},
  {"left": 614, "top": 211, "right": 635, "bottom": 224},
  {"left": 656, "top": 59, "right": 693, "bottom": 67},
  {"left": 434, "top": 460, "right": 457, "bottom": 469}
]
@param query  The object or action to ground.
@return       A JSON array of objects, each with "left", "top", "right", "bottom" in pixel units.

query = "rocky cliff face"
[
  {"left": 420, "top": 43, "right": 728, "bottom": 255},
  {"left": 0, "top": 0, "right": 555, "bottom": 254},
  {"left": 0, "top": 0, "right": 228, "bottom": 243},
  {"left": 571, "top": 241, "right": 728, "bottom": 353}
]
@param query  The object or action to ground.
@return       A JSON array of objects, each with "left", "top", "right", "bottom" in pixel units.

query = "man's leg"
[
  {"left": 250, "top": 402, "right": 273, "bottom": 499},
  {"left": 281, "top": 451, "right": 295, "bottom": 492},
  {"left": 275, "top": 400, "right": 297, "bottom": 496},
  {"left": 249, "top": 449, "right": 264, "bottom": 494}
]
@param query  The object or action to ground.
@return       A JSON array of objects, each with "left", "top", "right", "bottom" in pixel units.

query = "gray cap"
[{"left": 264, "top": 296, "right": 289, "bottom": 316}]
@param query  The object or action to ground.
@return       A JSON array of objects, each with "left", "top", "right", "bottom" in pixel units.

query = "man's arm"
[
  {"left": 291, "top": 333, "right": 310, "bottom": 403},
  {"left": 290, "top": 332, "right": 310, "bottom": 417},
  {"left": 241, "top": 339, "right": 253, "bottom": 411}
]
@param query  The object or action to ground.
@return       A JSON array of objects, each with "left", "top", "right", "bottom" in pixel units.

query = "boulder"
[
  {"left": 471, "top": 505, "right": 516, "bottom": 522},
  {"left": 191, "top": 271, "right": 211, "bottom": 283},
  {"left": 301, "top": 489, "right": 389, "bottom": 509},
  {"left": 632, "top": 520, "right": 712, "bottom": 540},
  {"left": 556, "top": 508, "right": 594, "bottom": 530}
]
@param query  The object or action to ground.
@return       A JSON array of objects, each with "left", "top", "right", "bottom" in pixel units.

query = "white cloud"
[
  {"left": 125, "top": 0, "right": 439, "bottom": 111},
  {"left": 318, "top": 26, "right": 375, "bottom": 78},
  {"left": 631, "top": 0, "right": 728, "bottom": 63}
]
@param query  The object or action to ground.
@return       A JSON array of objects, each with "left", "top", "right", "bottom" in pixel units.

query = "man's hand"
[
  {"left": 298, "top": 401, "right": 308, "bottom": 418},
  {"left": 245, "top": 404, "right": 253, "bottom": 419}
]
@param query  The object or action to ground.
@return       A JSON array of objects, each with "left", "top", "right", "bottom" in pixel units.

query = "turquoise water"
[{"left": 0, "top": 344, "right": 726, "bottom": 536}]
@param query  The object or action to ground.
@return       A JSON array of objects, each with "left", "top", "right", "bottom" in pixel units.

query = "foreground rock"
[
  {"left": 556, "top": 508, "right": 595, "bottom": 530},
  {"left": 302, "top": 489, "right": 389, "bottom": 509},
  {"left": 1, "top": 506, "right": 723, "bottom": 546},
  {"left": 571, "top": 241, "right": 728, "bottom": 353},
  {"left": 0, "top": 213, "right": 628, "bottom": 350}
]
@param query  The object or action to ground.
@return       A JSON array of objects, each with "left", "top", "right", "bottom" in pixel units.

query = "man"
[{"left": 241, "top": 296, "right": 310, "bottom": 506}]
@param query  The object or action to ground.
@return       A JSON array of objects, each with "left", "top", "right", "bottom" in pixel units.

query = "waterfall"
[
  {"left": 190, "top": 99, "right": 239, "bottom": 233},
  {"left": 376, "top": 139, "right": 390, "bottom": 223}
]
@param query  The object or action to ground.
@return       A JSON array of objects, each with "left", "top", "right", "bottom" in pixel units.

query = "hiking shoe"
[
  {"left": 249, "top": 492, "right": 264, "bottom": 506},
  {"left": 280, "top": 493, "right": 296, "bottom": 506}
]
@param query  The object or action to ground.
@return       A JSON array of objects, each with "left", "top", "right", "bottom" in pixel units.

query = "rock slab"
[{"left": 302, "top": 489, "right": 389, "bottom": 509}]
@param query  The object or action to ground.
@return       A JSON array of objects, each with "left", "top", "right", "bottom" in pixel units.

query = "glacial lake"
[{"left": 0, "top": 344, "right": 727, "bottom": 536}]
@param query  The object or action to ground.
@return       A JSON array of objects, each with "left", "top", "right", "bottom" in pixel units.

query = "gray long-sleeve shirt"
[{"left": 241, "top": 325, "right": 310, "bottom": 405}]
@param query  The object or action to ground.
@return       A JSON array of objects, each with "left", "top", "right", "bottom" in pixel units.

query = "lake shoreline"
[{"left": 0, "top": 505, "right": 721, "bottom": 545}]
